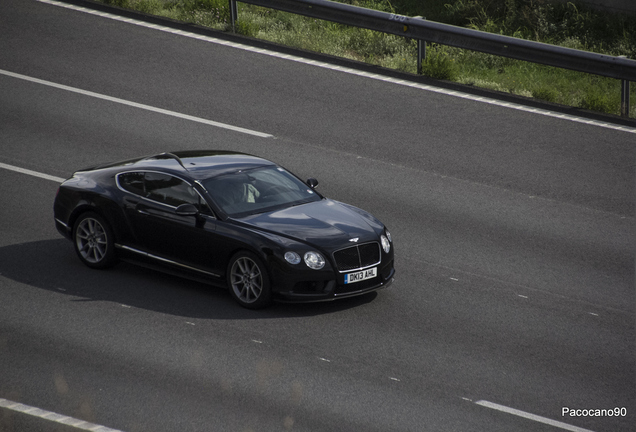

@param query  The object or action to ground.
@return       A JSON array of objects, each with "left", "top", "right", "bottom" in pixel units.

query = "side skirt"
[{"left": 115, "top": 244, "right": 222, "bottom": 280}]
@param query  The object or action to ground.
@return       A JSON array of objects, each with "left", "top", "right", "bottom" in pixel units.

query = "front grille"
[{"left": 333, "top": 242, "right": 381, "bottom": 272}]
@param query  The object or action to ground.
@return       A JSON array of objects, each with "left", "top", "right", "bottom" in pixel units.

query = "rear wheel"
[
  {"left": 227, "top": 251, "right": 272, "bottom": 309},
  {"left": 73, "top": 212, "right": 116, "bottom": 269}
]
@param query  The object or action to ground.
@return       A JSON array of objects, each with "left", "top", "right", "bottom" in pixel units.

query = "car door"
[{"left": 118, "top": 171, "right": 224, "bottom": 276}]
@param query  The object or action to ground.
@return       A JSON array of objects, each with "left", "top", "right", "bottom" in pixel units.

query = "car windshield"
[{"left": 201, "top": 166, "right": 321, "bottom": 217}]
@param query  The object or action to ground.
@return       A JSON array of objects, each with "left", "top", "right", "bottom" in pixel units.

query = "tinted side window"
[
  {"left": 145, "top": 172, "right": 198, "bottom": 207},
  {"left": 118, "top": 172, "right": 145, "bottom": 196},
  {"left": 119, "top": 172, "right": 212, "bottom": 214}
]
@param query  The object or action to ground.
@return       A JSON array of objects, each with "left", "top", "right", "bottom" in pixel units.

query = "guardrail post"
[
  {"left": 617, "top": 56, "right": 630, "bottom": 118},
  {"left": 229, "top": 0, "right": 238, "bottom": 33},
  {"left": 417, "top": 39, "right": 426, "bottom": 75},
  {"left": 621, "top": 79, "right": 630, "bottom": 118},
  {"left": 414, "top": 17, "right": 426, "bottom": 75}
]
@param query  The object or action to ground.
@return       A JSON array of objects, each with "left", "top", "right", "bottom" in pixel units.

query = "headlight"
[
  {"left": 304, "top": 251, "right": 325, "bottom": 270},
  {"left": 385, "top": 229, "right": 392, "bottom": 243},
  {"left": 284, "top": 251, "right": 301, "bottom": 265},
  {"left": 381, "top": 235, "right": 391, "bottom": 253}
]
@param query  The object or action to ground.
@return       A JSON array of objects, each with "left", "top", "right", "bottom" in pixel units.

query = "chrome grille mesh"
[{"left": 333, "top": 242, "right": 380, "bottom": 272}]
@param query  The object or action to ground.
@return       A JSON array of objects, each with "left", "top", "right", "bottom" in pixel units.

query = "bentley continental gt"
[{"left": 54, "top": 151, "right": 395, "bottom": 309}]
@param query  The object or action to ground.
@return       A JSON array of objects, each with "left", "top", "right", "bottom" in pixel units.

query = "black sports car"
[{"left": 54, "top": 151, "right": 395, "bottom": 308}]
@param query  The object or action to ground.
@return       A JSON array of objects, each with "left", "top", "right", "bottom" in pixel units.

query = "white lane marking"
[
  {"left": 36, "top": 0, "right": 636, "bottom": 134},
  {"left": 476, "top": 400, "right": 596, "bottom": 432},
  {"left": 0, "top": 162, "right": 65, "bottom": 183},
  {"left": 0, "top": 398, "right": 125, "bottom": 432},
  {"left": 0, "top": 69, "right": 273, "bottom": 138}
]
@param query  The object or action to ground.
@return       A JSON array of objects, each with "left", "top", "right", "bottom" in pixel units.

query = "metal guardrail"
[{"left": 230, "top": 0, "right": 635, "bottom": 118}]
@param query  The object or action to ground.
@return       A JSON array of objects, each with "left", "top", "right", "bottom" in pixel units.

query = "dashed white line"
[
  {"left": 476, "top": 400, "right": 596, "bottom": 432},
  {"left": 36, "top": 0, "right": 636, "bottom": 134},
  {"left": 0, "top": 398, "right": 125, "bottom": 432},
  {"left": 0, "top": 162, "right": 65, "bottom": 183},
  {"left": 0, "top": 68, "right": 274, "bottom": 139}
]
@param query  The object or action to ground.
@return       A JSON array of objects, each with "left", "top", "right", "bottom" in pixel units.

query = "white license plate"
[{"left": 344, "top": 267, "right": 377, "bottom": 284}]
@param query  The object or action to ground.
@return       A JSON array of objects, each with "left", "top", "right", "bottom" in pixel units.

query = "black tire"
[
  {"left": 73, "top": 212, "right": 117, "bottom": 269},
  {"left": 227, "top": 251, "right": 272, "bottom": 309}
]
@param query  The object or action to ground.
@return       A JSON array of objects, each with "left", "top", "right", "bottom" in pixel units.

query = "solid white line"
[
  {"left": 0, "top": 398, "right": 125, "bottom": 432},
  {"left": 0, "top": 68, "right": 273, "bottom": 138},
  {"left": 36, "top": 0, "right": 636, "bottom": 134},
  {"left": 475, "top": 400, "right": 596, "bottom": 432},
  {"left": 0, "top": 162, "right": 66, "bottom": 183}
]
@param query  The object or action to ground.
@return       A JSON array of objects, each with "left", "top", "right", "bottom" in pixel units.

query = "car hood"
[{"left": 237, "top": 199, "right": 383, "bottom": 249}]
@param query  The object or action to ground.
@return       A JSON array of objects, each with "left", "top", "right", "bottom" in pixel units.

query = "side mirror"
[
  {"left": 306, "top": 178, "right": 319, "bottom": 189},
  {"left": 175, "top": 203, "right": 199, "bottom": 217}
]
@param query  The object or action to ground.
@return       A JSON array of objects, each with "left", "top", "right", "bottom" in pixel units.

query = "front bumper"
[{"left": 273, "top": 260, "right": 395, "bottom": 303}]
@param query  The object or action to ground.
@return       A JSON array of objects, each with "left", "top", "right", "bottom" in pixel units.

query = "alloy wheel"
[
  {"left": 230, "top": 257, "right": 263, "bottom": 304},
  {"left": 75, "top": 217, "right": 109, "bottom": 264}
]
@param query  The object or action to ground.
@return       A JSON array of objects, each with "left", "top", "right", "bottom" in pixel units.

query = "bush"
[
  {"left": 532, "top": 87, "right": 559, "bottom": 103},
  {"left": 421, "top": 45, "right": 458, "bottom": 81},
  {"left": 102, "top": 0, "right": 129, "bottom": 7},
  {"left": 177, "top": 0, "right": 229, "bottom": 28},
  {"left": 348, "top": 29, "right": 408, "bottom": 59},
  {"left": 180, "top": 0, "right": 227, "bottom": 12},
  {"left": 134, "top": 0, "right": 163, "bottom": 15},
  {"left": 236, "top": 19, "right": 259, "bottom": 38},
  {"left": 579, "top": 88, "right": 614, "bottom": 114}
]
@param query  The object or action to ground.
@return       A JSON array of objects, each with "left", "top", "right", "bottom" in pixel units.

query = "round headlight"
[
  {"left": 284, "top": 251, "right": 301, "bottom": 265},
  {"left": 304, "top": 251, "right": 325, "bottom": 270},
  {"left": 385, "top": 229, "right": 392, "bottom": 243},
  {"left": 381, "top": 235, "right": 391, "bottom": 253}
]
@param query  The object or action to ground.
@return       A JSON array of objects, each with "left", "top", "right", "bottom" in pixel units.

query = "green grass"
[{"left": 99, "top": 0, "right": 636, "bottom": 118}]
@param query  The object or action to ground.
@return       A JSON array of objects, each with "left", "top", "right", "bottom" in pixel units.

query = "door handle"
[{"left": 135, "top": 203, "right": 150, "bottom": 215}]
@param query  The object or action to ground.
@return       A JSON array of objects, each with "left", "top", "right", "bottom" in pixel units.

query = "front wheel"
[
  {"left": 227, "top": 251, "right": 272, "bottom": 309},
  {"left": 73, "top": 212, "right": 117, "bottom": 269}
]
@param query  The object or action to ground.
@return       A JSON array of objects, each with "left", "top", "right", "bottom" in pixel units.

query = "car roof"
[{"left": 86, "top": 150, "right": 276, "bottom": 180}]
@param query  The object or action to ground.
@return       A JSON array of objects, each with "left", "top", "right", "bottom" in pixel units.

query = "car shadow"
[{"left": 0, "top": 239, "right": 377, "bottom": 320}]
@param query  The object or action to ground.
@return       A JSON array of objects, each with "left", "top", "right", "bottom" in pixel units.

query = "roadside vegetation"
[{"left": 100, "top": 0, "right": 635, "bottom": 117}]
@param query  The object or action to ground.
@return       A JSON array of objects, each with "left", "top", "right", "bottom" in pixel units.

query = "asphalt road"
[{"left": 0, "top": 1, "right": 634, "bottom": 431}]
